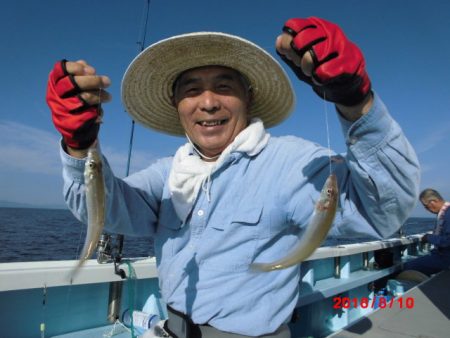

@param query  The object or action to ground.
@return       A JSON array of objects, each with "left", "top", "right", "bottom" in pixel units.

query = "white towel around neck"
[{"left": 168, "top": 118, "right": 270, "bottom": 222}]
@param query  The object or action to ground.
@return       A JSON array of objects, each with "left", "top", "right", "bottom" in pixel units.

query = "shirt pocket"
[{"left": 198, "top": 206, "right": 263, "bottom": 272}]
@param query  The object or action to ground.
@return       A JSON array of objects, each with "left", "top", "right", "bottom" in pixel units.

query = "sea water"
[
  {"left": 0, "top": 207, "right": 154, "bottom": 262},
  {"left": 0, "top": 207, "right": 434, "bottom": 263}
]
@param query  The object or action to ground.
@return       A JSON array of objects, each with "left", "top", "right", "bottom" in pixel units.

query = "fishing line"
[
  {"left": 103, "top": 320, "right": 130, "bottom": 337},
  {"left": 40, "top": 284, "right": 47, "bottom": 338},
  {"left": 61, "top": 220, "right": 83, "bottom": 334},
  {"left": 125, "top": 261, "right": 138, "bottom": 338},
  {"left": 58, "top": 1, "right": 147, "bottom": 335},
  {"left": 322, "top": 92, "right": 333, "bottom": 175},
  {"left": 74, "top": 218, "right": 85, "bottom": 261},
  {"left": 137, "top": 0, "right": 151, "bottom": 53}
]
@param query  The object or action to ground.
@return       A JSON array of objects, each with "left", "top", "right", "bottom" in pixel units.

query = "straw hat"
[{"left": 121, "top": 32, "right": 295, "bottom": 136}]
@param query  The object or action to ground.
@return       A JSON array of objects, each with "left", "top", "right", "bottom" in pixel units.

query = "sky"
[{"left": 0, "top": 0, "right": 449, "bottom": 217}]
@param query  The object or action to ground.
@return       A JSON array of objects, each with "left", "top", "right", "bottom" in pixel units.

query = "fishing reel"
[
  {"left": 97, "top": 233, "right": 113, "bottom": 263},
  {"left": 97, "top": 233, "right": 128, "bottom": 323},
  {"left": 97, "top": 233, "right": 127, "bottom": 279}
]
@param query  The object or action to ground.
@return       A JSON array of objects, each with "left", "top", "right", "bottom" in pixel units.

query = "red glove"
[
  {"left": 281, "top": 17, "right": 371, "bottom": 106},
  {"left": 46, "top": 60, "right": 100, "bottom": 149}
]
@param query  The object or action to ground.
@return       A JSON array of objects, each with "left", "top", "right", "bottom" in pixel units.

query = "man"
[
  {"left": 46, "top": 17, "right": 420, "bottom": 337},
  {"left": 405, "top": 189, "right": 450, "bottom": 276}
]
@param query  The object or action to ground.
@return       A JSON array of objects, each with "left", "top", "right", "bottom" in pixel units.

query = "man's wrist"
[
  {"left": 336, "top": 92, "right": 373, "bottom": 122},
  {"left": 62, "top": 140, "right": 89, "bottom": 159}
]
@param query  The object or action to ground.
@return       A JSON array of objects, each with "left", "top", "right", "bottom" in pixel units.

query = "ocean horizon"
[
  {"left": 0, "top": 206, "right": 154, "bottom": 263},
  {"left": 0, "top": 207, "right": 434, "bottom": 263}
]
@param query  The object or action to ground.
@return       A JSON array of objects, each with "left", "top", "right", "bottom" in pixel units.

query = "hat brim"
[{"left": 121, "top": 32, "right": 296, "bottom": 136}]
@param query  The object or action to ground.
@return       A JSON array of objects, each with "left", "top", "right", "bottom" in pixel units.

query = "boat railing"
[
  {"left": 0, "top": 257, "right": 157, "bottom": 291},
  {"left": 0, "top": 233, "right": 431, "bottom": 338},
  {"left": 297, "top": 234, "right": 428, "bottom": 305},
  {"left": 0, "top": 233, "right": 429, "bottom": 293}
]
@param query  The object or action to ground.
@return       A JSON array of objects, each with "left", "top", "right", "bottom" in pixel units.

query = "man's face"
[
  {"left": 172, "top": 66, "right": 252, "bottom": 159},
  {"left": 421, "top": 198, "right": 441, "bottom": 214}
]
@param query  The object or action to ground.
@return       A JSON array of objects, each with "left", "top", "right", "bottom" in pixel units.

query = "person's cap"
[{"left": 121, "top": 32, "right": 295, "bottom": 136}]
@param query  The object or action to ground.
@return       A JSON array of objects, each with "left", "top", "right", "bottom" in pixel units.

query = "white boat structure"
[{"left": 2, "top": 232, "right": 449, "bottom": 337}]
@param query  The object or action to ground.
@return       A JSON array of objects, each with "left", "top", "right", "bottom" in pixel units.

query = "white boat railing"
[
  {"left": 306, "top": 233, "right": 426, "bottom": 260},
  {"left": 0, "top": 233, "right": 428, "bottom": 292},
  {"left": 0, "top": 257, "right": 157, "bottom": 291}
]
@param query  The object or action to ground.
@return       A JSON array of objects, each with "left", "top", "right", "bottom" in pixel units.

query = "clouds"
[
  {"left": 0, "top": 120, "right": 157, "bottom": 208},
  {"left": 0, "top": 121, "right": 61, "bottom": 175},
  {"left": 0, "top": 120, "right": 157, "bottom": 177},
  {"left": 0, "top": 120, "right": 158, "bottom": 206},
  {"left": 408, "top": 120, "right": 450, "bottom": 216},
  {"left": 411, "top": 120, "right": 450, "bottom": 181},
  {"left": 102, "top": 145, "right": 157, "bottom": 177},
  {"left": 414, "top": 121, "right": 450, "bottom": 155}
]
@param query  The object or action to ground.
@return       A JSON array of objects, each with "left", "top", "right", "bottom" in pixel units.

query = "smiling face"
[{"left": 172, "top": 66, "right": 253, "bottom": 160}]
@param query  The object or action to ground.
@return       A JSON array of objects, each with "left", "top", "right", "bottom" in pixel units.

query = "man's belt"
[
  {"left": 164, "top": 305, "right": 203, "bottom": 338},
  {"left": 163, "top": 305, "right": 291, "bottom": 338}
]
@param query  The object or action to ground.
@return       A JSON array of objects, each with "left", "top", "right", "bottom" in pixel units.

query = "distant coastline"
[
  {"left": 0, "top": 200, "right": 433, "bottom": 217},
  {"left": 0, "top": 207, "right": 433, "bottom": 262},
  {"left": 0, "top": 200, "right": 66, "bottom": 210}
]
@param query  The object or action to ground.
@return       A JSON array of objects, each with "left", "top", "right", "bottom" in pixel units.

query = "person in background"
[
  {"left": 405, "top": 189, "right": 450, "bottom": 276},
  {"left": 46, "top": 17, "right": 420, "bottom": 338}
]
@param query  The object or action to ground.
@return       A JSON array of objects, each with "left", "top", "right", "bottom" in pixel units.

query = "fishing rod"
[
  {"left": 96, "top": 0, "right": 152, "bottom": 278},
  {"left": 125, "top": 0, "right": 151, "bottom": 177},
  {"left": 96, "top": 1, "right": 152, "bottom": 328}
]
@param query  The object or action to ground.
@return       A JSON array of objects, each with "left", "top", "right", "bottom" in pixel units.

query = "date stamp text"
[{"left": 333, "top": 296, "right": 415, "bottom": 309}]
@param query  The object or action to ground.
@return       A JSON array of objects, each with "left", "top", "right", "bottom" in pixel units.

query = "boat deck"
[{"left": 329, "top": 269, "right": 450, "bottom": 338}]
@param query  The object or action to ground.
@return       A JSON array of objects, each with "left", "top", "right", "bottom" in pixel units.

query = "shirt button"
[
  {"left": 349, "top": 137, "right": 357, "bottom": 145},
  {"left": 197, "top": 210, "right": 204, "bottom": 217}
]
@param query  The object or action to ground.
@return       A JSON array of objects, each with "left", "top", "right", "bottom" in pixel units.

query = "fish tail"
[
  {"left": 249, "top": 262, "right": 281, "bottom": 272},
  {"left": 67, "top": 259, "right": 85, "bottom": 283}
]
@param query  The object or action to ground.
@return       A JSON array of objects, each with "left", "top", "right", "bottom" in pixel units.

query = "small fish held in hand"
[
  {"left": 251, "top": 174, "right": 338, "bottom": 272},
  {"left": 69, "top": 144, "right": 106, "bottom": 281}
]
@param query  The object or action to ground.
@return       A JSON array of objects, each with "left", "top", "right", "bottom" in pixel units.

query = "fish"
[
  {"left": 69, "top": 144, "right": 106, "bottom": 281},
  {"left": 251, "top": 174, "right": 338, "bottom": 272}
]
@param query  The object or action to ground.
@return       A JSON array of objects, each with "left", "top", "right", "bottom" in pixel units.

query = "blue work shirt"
[
  {"left": 428, "top": 204, "right": 450, "bottom": 255},
  {"left": 60, "top": 93, "right": 420, "bottom": 336}
]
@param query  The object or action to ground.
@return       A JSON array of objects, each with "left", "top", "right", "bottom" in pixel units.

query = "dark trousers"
[{"left": 404, "top": 252, "right": 450, "bottom": 276}]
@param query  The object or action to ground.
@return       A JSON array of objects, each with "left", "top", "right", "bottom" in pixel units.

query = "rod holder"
[
  {"left": 107, "top": 281, "right": 123, "bottom": 323},
  {"left": 334, "top": 256, "right": 341, "bottom": 278},
  {"left": 363, "top": 252, "right": 369, "bottom": 270}
]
